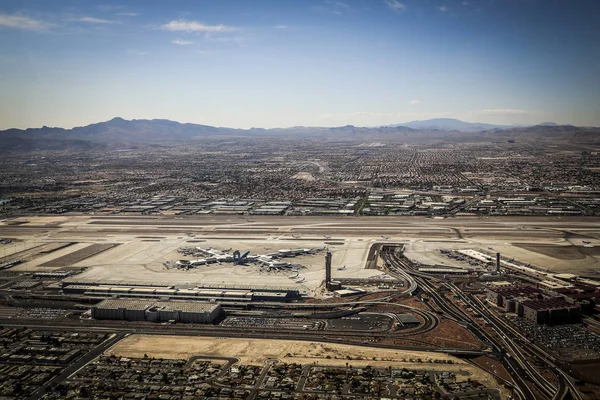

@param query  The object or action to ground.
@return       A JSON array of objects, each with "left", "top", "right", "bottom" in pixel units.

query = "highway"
[
  {"left": 453, "top": 285, "right": 557, "bottom": 399},
  {"left": 383, "top": 250, "right": 575, "bottom": 400},
  {"left": 383, "top": 248, "right": 537, "bottom": 400},
  {"left": 381, "top": 250, "right": 417, "bottom": 295},
  {"left": 0, "top": 315, "right": 483, "bottom": 357},
  {"left": 462, "top": 291, "right": 583, "bottom": 400}
]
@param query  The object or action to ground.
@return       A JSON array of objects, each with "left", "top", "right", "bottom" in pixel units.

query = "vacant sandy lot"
[
  {"left": 109, "top": 335, "right": 464, "bottom": 365},
  {"left": 107, "top": 334, "right": 508, "bottom": 397}
]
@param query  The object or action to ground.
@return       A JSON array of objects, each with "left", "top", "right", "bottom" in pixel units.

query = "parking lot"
[
  {"left": 324, "top": 313, "right": 394, "bottom": 332},
  {"left": 221, "top": 317, "right": 325, "bottom": 331},
  {"left": 508, "top": 316, "right": 600, "bottom": 361}
]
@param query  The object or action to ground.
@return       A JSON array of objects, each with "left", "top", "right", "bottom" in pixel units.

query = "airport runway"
[
  {"left": 3, "top": 215, "right": 600, "bottom": 281},
  {"left": 4, "top": 214, "right": 600, "bottom": 239}
]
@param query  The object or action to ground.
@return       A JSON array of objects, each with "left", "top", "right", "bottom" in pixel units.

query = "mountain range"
[
  {"left": 0, "top": 117, "right": 597, "bottom": 152},
  {"left": 390, "top": 118, "right": 525, "bottom": 132}
]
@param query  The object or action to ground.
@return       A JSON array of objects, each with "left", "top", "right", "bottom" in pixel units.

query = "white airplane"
[
  {"left": 324, "top": 235, "right": 332, "bottom": 239},
  {"left": 337, "top": 265, "right": 346, "bottom": 271},
  {"left": 381, "top": 235, "right": 390, "bottom": 240},
  {"left": 488, "top": 246, "right": 493, "bottom": 250},
  {"left": 292, "top": 235, "right": 301, "bottom": 239},
  {"left": 583, "top": 240, "right": 591, "bottom": 244}
]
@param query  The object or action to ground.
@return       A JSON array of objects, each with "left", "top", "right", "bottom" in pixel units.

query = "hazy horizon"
[
  {"left": 0, "top": 115, "right": 581, "bottom": 132},
  {"left": 1, "top": 0, "right": 599, "bottom": 130}
]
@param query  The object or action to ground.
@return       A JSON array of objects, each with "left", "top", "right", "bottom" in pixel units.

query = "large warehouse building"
[{"left": 91, "top": 299, "right": 221, "bottom": 323}]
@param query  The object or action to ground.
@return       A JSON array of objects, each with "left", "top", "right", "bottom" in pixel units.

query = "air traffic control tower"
[
  {"left": 324, "top": 251, "right": 341, "bottom": 291},
  {"left": 325, "top": 251, "right": 332, "bottom": 287}
]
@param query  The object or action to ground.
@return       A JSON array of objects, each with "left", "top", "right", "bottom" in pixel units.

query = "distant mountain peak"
[{"left": 388, "top": 118, "right": 512, "bottom": 132}]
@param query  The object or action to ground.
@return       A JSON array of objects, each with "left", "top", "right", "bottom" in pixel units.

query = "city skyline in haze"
[{"left": 1, "top": 0, "right": 599, "bottom": 130}]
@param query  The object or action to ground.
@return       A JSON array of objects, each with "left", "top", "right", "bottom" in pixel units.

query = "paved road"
[
  {"left": 247, "top": 359, "right": 276, "bottom": 400},
  {"left": 0, "top": 316, "right": 480, "bottom": 356}
]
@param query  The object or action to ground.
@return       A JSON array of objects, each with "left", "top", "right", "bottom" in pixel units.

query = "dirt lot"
[
  {"left": 107, "top": 334, "right": 507, "bottom": 397},
  {"left": 108, "top": 335, "right": 464, "bottom": 365},
  {"left": 417, "top": 319, "right": 484, "bottom": 350}
]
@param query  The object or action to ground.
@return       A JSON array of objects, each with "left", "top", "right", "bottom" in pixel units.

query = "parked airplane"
[
  {"left": 583, "top": 240, "right": 591, "bottom": 244},
  {"left": 324, "top": 235, "right": 332, "bottom": 239},
  {"left": 381, "top": 235, "right": 390, "bottom": 240},
  {"left": 337, "top": 265, "right": 346, "bottom": 270},
  {"left": 292, "top": 235, "right": 301, "bottom": 239},
  {"left": 175, "top": 246, "right": 321, "bottom": 270}
]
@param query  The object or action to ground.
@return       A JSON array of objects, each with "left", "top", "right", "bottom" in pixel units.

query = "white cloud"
[
  {"left": 128, "top": 50, "right": 148, "bottom": 56},
  {"left": 275, "top": 25, "right": 288, "bottom": 29},
  {"left": 0, "top": 13, "right": 53, "bottom": 31},
  {"left": 159, "top": 20, "right": 236, "bottom": 33},
  {"left": 326, "top": 0, "right": 350, "bottom": 8},
  {"left": 481, "top": 109, "right": 529, "bottom": 115},
  {"left": 410, "top": 100, "right": 420, "bottom": 105},
  {"left": 116, "top": 12, "right": 138, "bottom": 17},
  {"left": 172, "top": 39, "right": 193, "bottom": 45},
  {"left": 385, "top": 0, "right": 405, "bottom": 11},
  {"left": 439, "top": 6, "right": 448, "bottom": 12},
  {"left": 315, "top": 1, "right": 353, "bottom": 15},
  {"left": 77, "top": 16, "right": 115, "bottom": 24}
]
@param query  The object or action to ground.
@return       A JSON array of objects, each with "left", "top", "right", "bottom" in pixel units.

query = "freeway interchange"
[{"left": 382, "top": 247, "right": 583, "bottom": 400}]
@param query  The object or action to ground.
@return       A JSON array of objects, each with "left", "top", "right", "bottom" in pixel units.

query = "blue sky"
[{"left": 0, "top": 0, "right": 599, "bottom": 129}]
